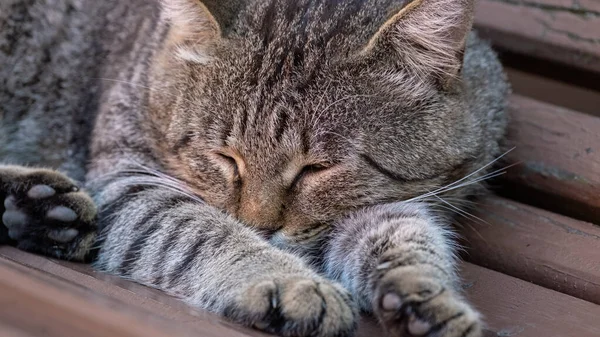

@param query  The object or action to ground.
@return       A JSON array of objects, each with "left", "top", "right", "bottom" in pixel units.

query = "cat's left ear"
[
  {"left": 162, "top": 0, "right": 221, "bottom": 64},
  {"left": 362, "top": 0, "right": 474, "bottom": 89}
]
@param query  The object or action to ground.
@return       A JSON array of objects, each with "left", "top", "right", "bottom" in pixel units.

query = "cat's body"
[{"left": 0, "top": 0, "right": 509, "bottom": 336}]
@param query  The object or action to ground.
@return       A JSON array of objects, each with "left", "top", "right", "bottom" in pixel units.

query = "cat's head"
[{"left": 148, "top": 0, "right": 493, "bottom": 246}]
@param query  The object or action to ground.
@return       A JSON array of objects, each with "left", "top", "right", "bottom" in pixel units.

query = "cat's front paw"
[
  {"left": 226, "top": 275, "right": 357, "bottom": 337},
  {"left": 1, "top": 167, "right": 97, "bottom": 261},
  {"left": 373, "top": 265, "right": 481, "bottom": 337}
]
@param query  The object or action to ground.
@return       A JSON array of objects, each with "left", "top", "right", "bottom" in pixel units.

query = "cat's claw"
[{"left": 1, "top": 169, "right": 98, "bottom": 261}]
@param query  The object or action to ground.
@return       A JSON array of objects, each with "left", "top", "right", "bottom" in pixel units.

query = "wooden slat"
[
  {"left": 3, "top": 248, "right": 600, "bottom": 336},
  {"left": 0, "top": 248, "right": 263, "bottom": 337},
  {"left": 460, "top": 196, "right": 600, "bottom": 304},
  {"left": 0, "top": 247, "right": 373, "bottom": 337},
  {"left": 0, "top": 259, "right": 190, "bottom": 337},
  {"left": 475, "top": 0, "right": 600, "bottom": 74},
  {"left": 503, "top": 94, "right": 600, "bottom": 222},
  {"left": 506, "top": 67, "right": 600, "bottom": 117},
  {"left": 461, "top": 263, "right": 600, "bottom": 337}
]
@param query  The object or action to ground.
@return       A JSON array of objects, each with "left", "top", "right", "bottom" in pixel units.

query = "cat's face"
[{"left": 151, "top": 0, "right": 482, "bottom": 243}]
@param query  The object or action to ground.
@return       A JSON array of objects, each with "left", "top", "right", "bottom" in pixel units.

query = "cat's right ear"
[
  {"left": 361, "top": 0, "right": 474, "bottom": 89},
  {"left": 162, "top": 0, "right": 221, "bottom": 64}
]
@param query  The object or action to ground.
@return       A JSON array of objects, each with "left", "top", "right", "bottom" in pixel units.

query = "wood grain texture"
[
  {"left": 519, "top": 0, "right": 600, "bottom": 11},
  {"left": 505, "top": 67, "right": 600, "bottom": 117},
  {"left": 475, "top": 0, "right": 600, "bottom": 73},
  {"left": 0, "top": 247, "right": 377, "bottom": 337},
  {"left": 461, "top": 263, "right": 600, "bottom": 337},
  {"left": 460, "top": 196, "right": 600, "bottom": 304},
  {"left": 0, "top": 247, "right": 265, "bottom": 337},
  {"left": 0, "top": 259, "right": 189, "bottom": 337},
  {"left": 0, "top": 246, "right": 378, "bottom": 337},
  {"left": 2, "top": 248, "right": 600, "bottom": 337},
  {"left": 503, "top": 94, "right": 600, "bottom": 222}
]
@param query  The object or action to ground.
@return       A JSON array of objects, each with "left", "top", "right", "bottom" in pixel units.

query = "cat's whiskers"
[
  {"left": 418, "top": 169, "right": 506, "bottom": 201},
  {"left": 404, "top": 148, "right": 516, "bottom": 204},
  {"left": 435, "top": 168, "right": 506, "bottom": 194},
  {"left": 436, "top": 196, "right": 479, "bottom": 209},
  {"left": 126, "top": 162, "right": 205, "bottom": 201},
  {"left": 432, "top": 195, "right": 491, "bottom": 227},
  {"left": 88, "top": 169, "right": 204, "bottom": 204},
  {"left": 427, "top": 203, "right": 488, "bottom": 243},
  {"left": 120, "top": 177, "right": 204, "bottom": 204},
  {"left": 445, "top": 161, "right": 522, "bottom": 192},
  {"left": 88, "top": 144, "right": 203, "bottom": 203},
  {"left": 404, "top": 152, "right": 520, "bottom": 244},
  {"left": 123, "top": 165, "right": 194, "bottom": 190}
]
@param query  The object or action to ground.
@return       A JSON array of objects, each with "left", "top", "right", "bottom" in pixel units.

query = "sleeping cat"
[{"left": 0, "top": 0, "right": 508, "bottom": 336}]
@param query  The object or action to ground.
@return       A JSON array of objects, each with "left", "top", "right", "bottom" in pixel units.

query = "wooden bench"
[
  {"left": 2, "top": 1, "right": 600, "bottom": 336},
  {"left": 475, "top": 0, "right": 600, "bottom": 75}
]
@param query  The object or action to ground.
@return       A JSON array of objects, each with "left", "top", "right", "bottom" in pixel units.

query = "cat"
[{"left": 0, "top": 0, "right": 509, "bottom": 336}]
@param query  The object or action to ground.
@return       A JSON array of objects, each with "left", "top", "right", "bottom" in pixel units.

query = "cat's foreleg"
[
  {"left": 92, "top": 175, "right": 357, "bottom": 337},
  {"left": 0, "top": 165, "right": 97, "bottom": 260},
  {"left": 324, "top": 202, "right": 482, "bottom": 337}
]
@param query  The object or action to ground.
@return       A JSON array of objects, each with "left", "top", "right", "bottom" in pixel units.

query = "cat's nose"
[{"left": 238, "top": 196, "right": 282, "bottom": 230}]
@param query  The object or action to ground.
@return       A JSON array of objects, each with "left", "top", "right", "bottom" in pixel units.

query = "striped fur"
[
  {"left": 325, "top": 203, "right": 481, "bottom": 336},
  {"left": 1, "top": 0, "right": 509, "bottom": 336}
]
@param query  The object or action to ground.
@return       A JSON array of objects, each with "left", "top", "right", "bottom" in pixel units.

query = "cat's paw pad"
[
  {"left": 1, "top": 170, "right": 97, "bottom": 260},
  {"left": 227, "top": 276, "right": 357, "bottom": 337},
  {"left": 374, "top": 266, "right": 482, "bottom": 337}
]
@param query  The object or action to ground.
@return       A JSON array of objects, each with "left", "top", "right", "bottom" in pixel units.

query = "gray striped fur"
[{"left": 1, "top": 0, "right": 508, "bottom": 336}]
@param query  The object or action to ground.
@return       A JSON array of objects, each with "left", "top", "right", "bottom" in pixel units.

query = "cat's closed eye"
[
  {"left": 290, "top": 164, "right": 329, "bottom": 190},
  {"left": 215, "top": 152, "right": 241, "bottom": 180}
]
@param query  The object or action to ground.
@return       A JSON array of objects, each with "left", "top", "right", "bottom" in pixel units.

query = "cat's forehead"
[{"left": 195, "top": 52, "right": 438, "bottom": 138}]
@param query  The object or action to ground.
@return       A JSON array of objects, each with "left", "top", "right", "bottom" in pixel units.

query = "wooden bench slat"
[
  {"left": 0, "top": 325, "right": 33, "bottom": 337},
  {"left": 461, "top": 262, "right": 600, "bottom": 337},
  {"left": 461, "top": 196, "right": 600, "bottom": 304},
  {"left": 0, "top": 247, "right": 262, "bottom": 337},
  {"left": 0, "top": 259, "right": 190, "bottom": 337},
  {"left": 3, "top": 248, "right": 600, "bottom": 336},
  {"left": 506, "top": 67, "right": 600, "bottom": 117},
  {"left": 520, "top": 0, "right": 600, "bottom": 12},
  {"left": 504, "top": 94, "right": 600, "bottom": 222},
  {"left": 475, "top": 0, "right": 600, "bottom": 73}
]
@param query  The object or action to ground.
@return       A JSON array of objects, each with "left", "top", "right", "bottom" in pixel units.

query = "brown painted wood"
[
  {"left": 503, "top": 94, "right": 600, "bottom": 222},
  {"left": 506, "top": 67, "right": 600, "bottom": 117},
  {"left": 527, "top": 0, "right": 600, "bottom": 11},
  {"left": 0, "top": 247, "right": 266, "bottom": 337},
  {"left": 0, "top": 246, "right": 378, "bottom": 337},
  {"left": 3, "top": 248, "right": 600, "bottom": 337},
  {"left": 459, "top": 196, "right": 600, "bottom": 304},
  {"left": 461, "top": 263, "right": 600, "bottom": 337},
  {"left": 475, "top": 0, "right": 600, "bottom": 74},
  {"left": 0, "top": 258, "right": 190, "bottom": 337}
]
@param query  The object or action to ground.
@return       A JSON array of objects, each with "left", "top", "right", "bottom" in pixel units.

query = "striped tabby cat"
[{"left": 0, "top": 0, "right": 508, "bottom": 336}]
